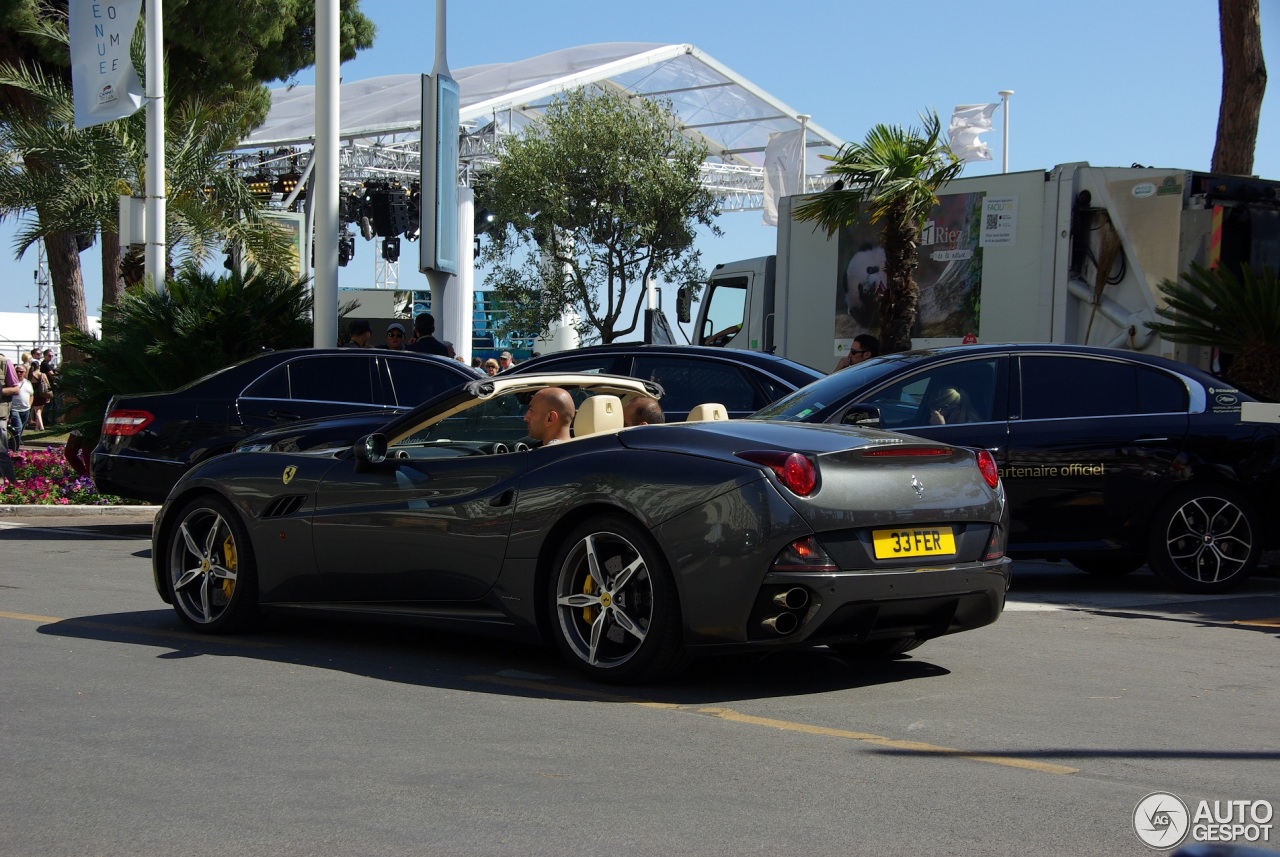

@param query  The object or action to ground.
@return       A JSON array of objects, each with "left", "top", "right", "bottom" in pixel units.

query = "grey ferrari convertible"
[{"left": 152, "top": 373, "right": 1012, "bottom": 683}]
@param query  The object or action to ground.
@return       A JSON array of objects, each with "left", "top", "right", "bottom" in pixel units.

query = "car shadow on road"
[{"left": 33, "top": 607, "right": 953, "bottom": 704}]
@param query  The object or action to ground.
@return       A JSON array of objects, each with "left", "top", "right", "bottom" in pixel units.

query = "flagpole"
[
  {"left": 998, "top": 90, "right": 1014, "bottom": 174},
  {"left": 145, "top": 0, "right": 165, "bottom": 292},
  {"left": 797, "top": 113, "right": 809, "bottom": 193}
]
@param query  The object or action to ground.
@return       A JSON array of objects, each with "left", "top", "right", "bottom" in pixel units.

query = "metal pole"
[
  {"left": 144, "top": 0, "right": 165, "bottom": 292},
  {"left": 426, "top": 0, "right": 452, "bottom": 316},
  {"left": 796, "top": 113, "right": 810, "bottom": 193},
  {"left": 313, "top": 0, "right": 340, "bottom": 347},
  {"left": 998, "top": 90, "right": 1014, "bottom": 174}
]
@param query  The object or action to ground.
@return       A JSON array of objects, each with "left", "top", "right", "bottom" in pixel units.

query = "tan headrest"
[
  {"left": 686, "top": 402, "right": 728, "bottom": 422},
  {"left": 574, "top": 395, "right": 623, "bottom": 437}
]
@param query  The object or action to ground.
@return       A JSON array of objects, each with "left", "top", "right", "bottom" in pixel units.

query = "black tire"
[
  {"left": 164, "top": 496, "right": 258, "bottom": 633},
  {"left": 549, "top": 515, "right": 684, "bottom": 683},
  {"left": 830, "top": 638, "right": 923, "bottom": 659},
  {"left": 1147, "top": 484, "right": 1260, "bottom": 594},
  {"left": 1068, "top": 555, "right": 1145, "bottom": 578}
]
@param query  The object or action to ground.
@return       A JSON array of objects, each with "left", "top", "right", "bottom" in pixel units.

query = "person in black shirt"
[{"left": 406, "top": 313, "right": 450, "bottom": 356}]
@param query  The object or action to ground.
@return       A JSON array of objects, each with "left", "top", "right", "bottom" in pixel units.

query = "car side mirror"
[
  {"left": 353, "top": 433, "right": 389, "bottom": 467},
  {"left": 842, "top": 406, "right": 881, "bottom": 428}
]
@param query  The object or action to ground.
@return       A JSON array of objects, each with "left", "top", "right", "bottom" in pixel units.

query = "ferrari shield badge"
[{"left": 282, "top": 466, "right": 297, "bottom": 485}]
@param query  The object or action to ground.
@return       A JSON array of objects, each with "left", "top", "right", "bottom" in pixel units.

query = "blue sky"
[{"left": 2, "top": 0, "right": 1277, "bottom": 320}]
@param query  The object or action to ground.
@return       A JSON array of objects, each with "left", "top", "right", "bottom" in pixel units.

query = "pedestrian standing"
[{"left": 9, "top": 363, "right": 32, "bottom": 447}]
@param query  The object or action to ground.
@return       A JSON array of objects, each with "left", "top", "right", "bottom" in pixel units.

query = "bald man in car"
[{"left": 524, "top": 387, "right": 576, "bottom": 446}]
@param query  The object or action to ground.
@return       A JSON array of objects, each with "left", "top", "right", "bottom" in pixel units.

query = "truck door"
[{"left": 697, "top": 273, "right": 750, "bottom": 349}]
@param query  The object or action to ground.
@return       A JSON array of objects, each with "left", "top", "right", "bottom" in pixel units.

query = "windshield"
[{"left": 747, "top": 352, "right": 932, "bottom": 421}]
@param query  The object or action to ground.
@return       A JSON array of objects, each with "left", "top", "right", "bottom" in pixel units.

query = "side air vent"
[{"left": 262, "top": 495, "right": 307, "bottom": 519}]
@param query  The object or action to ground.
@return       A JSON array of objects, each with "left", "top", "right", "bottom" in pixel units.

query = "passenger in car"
[
  {"left": 524, "top": 387, "right": 575, "bottom": 446},
  {"left": 623, "top": 396, "right": 664, "bottom": 427},
  {"left": 928, "top": 386, "right": 980, "bottom": 425}
]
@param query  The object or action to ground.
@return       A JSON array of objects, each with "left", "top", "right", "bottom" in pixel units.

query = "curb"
[{"left": 0, "top": 505, "right": 160, "bottom": 517}]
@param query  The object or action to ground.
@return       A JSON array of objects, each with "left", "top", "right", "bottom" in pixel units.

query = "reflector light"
[
  {"left": 976, "top": 449, "right": 1000, "bottom": 488},
  {"left": 102, "top": 409, "right": 154, "bottom": 437},
  {"left": 771, "top": 536, "right": 838, "bottom": 572},
  {"left": 735, "top": 450, "right": 817, "bottom": 496}
]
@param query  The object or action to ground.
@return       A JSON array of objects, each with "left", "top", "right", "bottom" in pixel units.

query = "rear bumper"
[
  {"left": 689, "top": 559, "right": 1011, "bottom": 653},
  {"left": 91, "top": 450, "right": 186, "bottom": 504}
]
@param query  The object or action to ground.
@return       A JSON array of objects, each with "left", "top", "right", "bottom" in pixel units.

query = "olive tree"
[{"left": 478, "top": 88, "right": 720, "bottom": 344}]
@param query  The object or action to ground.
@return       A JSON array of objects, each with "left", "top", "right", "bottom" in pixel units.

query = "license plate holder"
[{"left": 871, "top": 526, "right": 957, "bottom": 560}]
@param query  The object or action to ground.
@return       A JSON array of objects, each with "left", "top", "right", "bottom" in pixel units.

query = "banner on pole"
[
  {"left": 762, "top": 128, "right": 805, "bottom": 226},
  {"left": 947, "top": 103, "right": 999, "bottom": 163},
  {"left": 70, "top": 0, "right": 145, "bottom": 129}
]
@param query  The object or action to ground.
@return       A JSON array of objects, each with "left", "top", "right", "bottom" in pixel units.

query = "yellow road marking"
[
  {"left": 0, "top": 610, "right": 61, "bottom": 623},
  {"left": 1233, "top": 617, "right": 1280, "bottom": 628},
  {"left": 473, "top": 674, "right": 1076, "bottom": 776}
]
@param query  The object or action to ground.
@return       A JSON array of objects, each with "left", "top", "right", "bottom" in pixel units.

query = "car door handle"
[
  {"left": 267, "top": 410, "right": 303, "bottom": 421},
  {"left": 489, "top": 488, "right": 515, "bottom": 508}
]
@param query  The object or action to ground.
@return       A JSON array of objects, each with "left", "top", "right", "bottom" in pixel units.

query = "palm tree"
[
  {"left": 1145, "top": 262, "right": 1280, "bottom": 399},
  {"left": 793, "top": 110, "right": 963, "bottom": 353}
]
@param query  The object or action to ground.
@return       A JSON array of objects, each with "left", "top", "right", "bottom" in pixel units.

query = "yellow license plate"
[{"left": 871, "top": 527, "right": 956, "bottom": 559}]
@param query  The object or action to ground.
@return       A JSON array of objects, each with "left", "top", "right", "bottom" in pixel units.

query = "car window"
[
  {"left": 384, "top": 356, "right": 462, "bottom": 407},
  {"left": 1019, "top": 355, "right": 1189, "bottom": 419},
  {"left": 393, "top": 393, "right": 529, "bottom": 448},
  {"left": 243, "top": 364, "right": 289, "bottom": 399},
  {"left": 632, "top": 356, "right": 756, "bottom": 412},
  {"left": 754, "top": 374, "right": 795, "bottom": 405},
  {"left": 522, "top": 355, "right": 622, "bottom": 375},
  {"left": 860, "top": 358, "right": 1001, "bottom": 429},
  {"left": 288, "top": 355, "right": 376, "bottom": 406}
]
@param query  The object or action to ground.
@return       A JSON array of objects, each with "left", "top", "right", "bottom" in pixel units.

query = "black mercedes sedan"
[
  {"left": 751, "top": 343, "right": 1280, "bottom": 594},
  {"left": 92, "top": 348, "right": 480, "bottom": 503},
  {"left": 506, "top": 344, "right": 824, "bottom": 420}
]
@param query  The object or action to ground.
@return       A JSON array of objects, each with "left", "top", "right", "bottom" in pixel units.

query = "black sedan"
[
  {"left": 751, "top": 343, "right": 1280, "bottom": 593},
  {"left": 92, "top": 348, "right": 480, "bottom": 503},
  {"left": 152, "top": 372, "right": 1011, "bottom": 683},
  {"left": 506, "top": 344, "right": 824, "bottom": 420}
]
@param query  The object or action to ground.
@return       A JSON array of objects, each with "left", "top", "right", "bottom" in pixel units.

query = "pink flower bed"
[{"left": 1, "top": 447, "right": 145, "bottom": 506}]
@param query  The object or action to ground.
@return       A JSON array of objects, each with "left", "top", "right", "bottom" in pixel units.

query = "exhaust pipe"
[
  {"left": 772, "top": 588, "right": 809, "bottom": 610},
  {"left": 761, "top": 612, "right": 800, "bottom": 635}
]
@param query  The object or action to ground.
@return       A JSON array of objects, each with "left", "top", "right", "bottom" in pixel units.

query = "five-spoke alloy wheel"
[
  {"left": 1147, "top": 485, "right": 1260, "bottom": 594},
  {"left": 550, "top": 516, "right": 683, "bottom": 683},
  {"left": 165, "top": 496, "right": 257, "bottom": 632}
]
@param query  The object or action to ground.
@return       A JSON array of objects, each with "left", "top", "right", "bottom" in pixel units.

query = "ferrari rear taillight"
[
  {"left": 736, "top": 450, "right": 817, "bottom": 496},
  {"left": 975, "top": 449, "right": 1000, "bottom": 488},
  {"left": 861, "top": 446, "right": 953, "bottom": 458},
  {"left": 102, "top": 409, "right": 154, "bottom": 437}
]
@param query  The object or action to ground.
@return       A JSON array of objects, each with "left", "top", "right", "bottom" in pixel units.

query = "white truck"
[{"left": 684, "top": 163, "right": 1280, "bottom": 371}]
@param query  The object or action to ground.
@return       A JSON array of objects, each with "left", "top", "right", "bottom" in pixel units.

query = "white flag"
[
  {"left": 762, "top": 128, "right": 805, "bottom": 226},
  {"left": 948, "top": 103, "right": 999, "bottom": 163},
  {"left": 70, "top": 0, "right": 145, "bottom": 130}
]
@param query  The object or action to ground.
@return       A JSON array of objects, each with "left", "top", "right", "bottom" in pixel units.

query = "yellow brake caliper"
[
  {"left": 582, "top": 574, "right": 598, "bottom": 624},
  {"left": 220, "top": 535, "right": 238, "bottom": 599}
]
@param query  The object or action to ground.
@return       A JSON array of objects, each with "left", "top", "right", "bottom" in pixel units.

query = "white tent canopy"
[{"left": 237, "top": 42, "right": 845, "bottom": 211}]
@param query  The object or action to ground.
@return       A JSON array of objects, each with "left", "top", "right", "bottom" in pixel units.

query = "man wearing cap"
[
  {"left": 406, "top": 312, "right": 451, "bottom": 356},
  {"left": 384, "top": 322, "right": 407, "bottom": 350},
  {"left": 345, "top": 319, "right": 372, "bottom": 348},
  {"left": 498, "top": 351, "right": 517, "bottom": 371}
]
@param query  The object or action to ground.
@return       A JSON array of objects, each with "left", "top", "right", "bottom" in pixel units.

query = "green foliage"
[
  {"left": 0, "top": 20, "right": 297, "bottom": 286},
  {"left": 58, "top": 265, "right": 314, "bottom": 442},
  {"left": 1146, "top": 262, "right": 1280, "bottom": 398},
  {"left": 794, "top": 110, "right": 963, "bottom": 353},
  {"left": 477, "top": 88, "right": 720, "bottom": 343}
]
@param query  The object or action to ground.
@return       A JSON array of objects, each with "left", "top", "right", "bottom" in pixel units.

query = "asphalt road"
[{"left": 1, "top": 512, "right": 1277, "bottom": 857}]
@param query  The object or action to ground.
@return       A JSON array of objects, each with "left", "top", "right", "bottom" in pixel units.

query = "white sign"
[
  {"left": 979, "top": 195, "right": 1018, "bottom": 247},
  {"left": 70, "top": 0, "right": 145, "bottom": 129}
]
